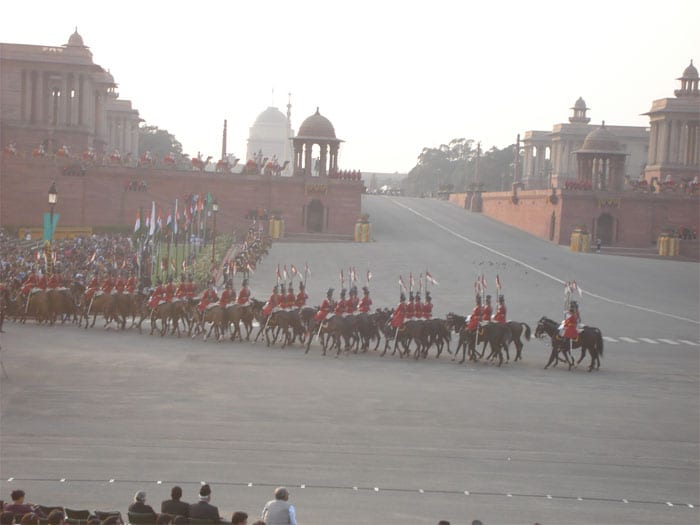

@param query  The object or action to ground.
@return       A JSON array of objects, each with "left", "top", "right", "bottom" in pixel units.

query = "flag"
[
  {"left": 247, "top": 262, "right": 255, "bottom": 273},
  {"left": 418, "top": 273, "right": 423, "bottom": 293},
  {"left": 304, "top": 261, "right": 310, "bottom": 277},
  {"left": 367, "top": 267, "right": 372, "bottom": 283},
  {"left": 156, "top": 209, "right": 163, "bottom": 233},
  {"left": 174, "top": 199, "right": 179, "bottom": 235},
  {"left": 496, "top": 274, "right": 502, "bottom": 290},
  {"left": 409, "top": 272, "right": 414, "bottom": 291},
  {"left": 35, "top": 250, "right": 41, "bottom": 262},
  {"left": 133, "top": 210, "right": 141, "bottom": 233},
  {"left": 166, "top": 213, "right": 173, "bottom": 230},
  {"left": 572, "top": 280, "right": 583, "bottom": 297},
  {"left": 149, "top": 201, "right": 156, "bottom": 236},
  {"left": 480, "top": 273, "right": 487, "bottom": 290},
  {"left": 474, "top": 279, "right": 481, "bottom": 295},
  {"left": 399, "top": 275, "right": 407, "bottom": 292},
  {"left": 426, "top": 271, "right": 438, "bottom": 286}
]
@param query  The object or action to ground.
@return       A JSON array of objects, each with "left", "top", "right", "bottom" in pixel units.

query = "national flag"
[
  {"left": 399, "top": 275, "right": 407, "bottom": 292},
  {"left": 149, "top": 201, "right": 156, "bottom": 236},
  {"left": 474, "top": 279, "right": 481, "bottom": 295},
  {"left": 367, "top": 267, "right": 372, "bottom": 283},
  {"left": 156, "top": 209, "right": 163, "bottom": 233},
  {"left": 496, "top": 274, "right": 502, "bottom": 290},
  {"left": 166, "top": 213, "right": 173, "bottom": 230},
  {"left": 133, "top": 210, "right": 141, "bottom": 233},
  {"left": 426, "top": 271, "right": 438, "bottom": 286}
]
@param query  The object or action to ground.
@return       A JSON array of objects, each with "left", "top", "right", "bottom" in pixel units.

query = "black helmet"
[
  {"left": 299, "top": 282, "right": 305, "bottom": 289},
  {"left": 400, "top": 293, "right": 406, "bottom": 302},
  {"left": 485, "top": 294, "right": 491, "bottom": 300},
  {"left": 570, "top": 300, "right": 578, "bottom": 308},
  {"left": 409, "top": 291, "right": 414, "bottom": 299},
  {"left": 273, "top": 284, "right": 279, "bottom": 291},
  {"left": 242, "top": 278, "right": 249, "bottom": 286},
  {"left": 425, "top": 291, "right": 432, "bottom": 301},
  {"left": 225, "top": 281, "right": 232, "bottom": 288},
  {"left": 327, "top": 288, "right": 334, "bottom": 296},
  {"left": 288, "top": 283, "right": 293, "bottom": 291},
  {"left": 498, "top": 294, "right": 504, "bottom": 302},
  {"left": 475, "top": 295, "right": 482, "bottom": 303},
  {"left": 415, "top": 292, "right": 421, "bottom": 299},
  {"left": 362, "top": 286, "right": 369, "bottom": 294},
  {"left": 340, "top": 288, "right": 347, "bottom": 296}
]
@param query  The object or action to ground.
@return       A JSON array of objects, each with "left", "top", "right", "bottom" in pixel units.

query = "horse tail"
[
  {"left": 597, "top": 329, "right": 604, "bottom": 357},
  {"left": 522, "top": 322, "right": 531, "bottom": 341}
]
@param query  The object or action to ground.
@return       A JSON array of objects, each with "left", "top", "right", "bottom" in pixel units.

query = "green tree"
[{"left": 138, "top": 124, "right": 185, "bottom": 160}]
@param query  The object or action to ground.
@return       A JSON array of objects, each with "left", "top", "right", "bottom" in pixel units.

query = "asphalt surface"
[{"left": 1, "top": 195, "right": 698, "bottom": 525}]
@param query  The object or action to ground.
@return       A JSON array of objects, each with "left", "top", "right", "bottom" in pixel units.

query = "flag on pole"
[
  {"left": 291, "top": 264, "right": 298, "bottom": 278},
  {"left": 156, "top": 209, "right": 163, "bottom": 233},
  {"left": 572, "top": 280, "right": 583, "bottom": 297},
  {"left": 340, "top": 269, "right": 345, "bottom": 288},
  {"left": 426, "top": 271, "right": 439, "bottom": 286},
  {"left": 166, "top": 213, "right": 173, "bottom": 230},
  {"left": 367, "top": 267, "right": 372, "bottom": 283},
  {"left": 418, "top": 273, "right": 423, "bottom": 293},
  {"left": 399, "top": 275, "right": 407, "bottom": 292},
  {"left": 496, "top": 274, "right": 502, "bottom": 290},
  {"left": 283, "top": 265, "right": 288, "bottom": 282},
  {"left": 474, "top": 279, "right": 481, "bottom": 295},
  {"left": 480, "top": 273, "right": 487, "bottom": 290},
  {"left": 133, "top": 210, "right": 141, "bottom": 233},
  {"left": 149, "top": 201, "right": 156, "bottom": 237},
  {"left": 409, "top": 272, "right": 414, "bottom": 291}
]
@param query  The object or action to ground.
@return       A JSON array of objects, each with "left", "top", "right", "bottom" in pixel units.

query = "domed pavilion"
[{"left": 292, "top": 108, "right": 343, "bottom": 176}]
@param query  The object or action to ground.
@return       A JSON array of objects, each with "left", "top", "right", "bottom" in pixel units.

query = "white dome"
[{"left": 253, "top": 107, "right": 288, "bottom": 127}]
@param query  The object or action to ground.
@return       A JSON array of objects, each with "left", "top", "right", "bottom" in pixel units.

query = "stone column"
[
  {"left": 648, "top": 123, "right": 658, "bottom": 165},
  {"left": 36, "top": 71, "right": 45, "bottom": 124},
  {"left": 319, "top": 143, "right": 328, "bottom": 176},
  {"left": 304, "top": 141, "right": 313, "bottom": 176},
  {"left": 132, "top": 121, "right": 139, "bottom": 158},
  {"left": 59, "top": 75, "right": 69, "bottom": 126}
]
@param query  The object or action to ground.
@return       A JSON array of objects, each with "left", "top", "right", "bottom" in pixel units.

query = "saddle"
[{"left": 29, "top": 288, "right": 42, "bottom": 295}]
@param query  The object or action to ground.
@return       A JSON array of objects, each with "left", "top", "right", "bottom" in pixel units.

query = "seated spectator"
[
  {"left": 189, "top": 484, "right": 221, "bottom": 522},
  {"left": 129, "top": 492, "right": 156, "bottom": 515},
  {"left": 0, "top": 512, "right": 14, "bottom": 525},
  {"left": 231, "top": 512, "right": 247, "bottom": 525},
  {"left": 261, "top": 487, "right": 296, "bottom": 525},
  {"left": 20, "top": 514, "right": 38, "bottom": 525},
  {"left": 161, "top": 486, "right": 189, "bottom": 517},
  {"left": 47, "top": 511, "right": 65, "bottom": 525},
  {"left": 3, "top": 491, "right": 45, "bottom": 518}
]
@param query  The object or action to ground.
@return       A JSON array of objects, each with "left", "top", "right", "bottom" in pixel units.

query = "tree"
[{"left": 138, "top": 124, "right": 185, "bottom": 160}]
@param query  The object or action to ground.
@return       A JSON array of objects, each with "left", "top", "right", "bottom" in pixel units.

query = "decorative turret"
[
  {"left": 674, "top": 60, "right": 699, "bottom": 97},
  {"left": 569, "top": 97, "right": 590, "bottom": 124}
]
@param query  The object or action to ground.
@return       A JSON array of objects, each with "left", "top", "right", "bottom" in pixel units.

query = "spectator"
[
  {"left": 161, "top": 486, "right": 189, "bottom": 517},
  {"left": 231, "top": 512, "right": 247, "bottom": 525},
  {"left": 128, "top": 492, "right": 156, "bottom": 515},
  {"left": 46, "top": 511, "right": 65, "bottom": 525},
  {"left": 189, "top": 484, "right": 221, "bottom": 522},
  {"left": 3, "top": 491, "right": 45, "bottom": 518},
  {"left": 261, "top": 487, "right": 296, "bottom": 525},
  {"left": 20, "top": 514, "right": 38, "bottom": 525},
  {"left": 0, "top": 512, "right": 14, "bottom": 525}
]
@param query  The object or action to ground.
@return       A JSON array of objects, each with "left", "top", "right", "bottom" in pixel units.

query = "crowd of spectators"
[{"left": 1, "top": 486, "right": 295, "bottom": 525}]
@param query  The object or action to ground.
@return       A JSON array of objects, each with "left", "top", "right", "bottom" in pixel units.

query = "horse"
[
  {"left": 535, "top": 317, "right": 604, "bottom": 371},
  {"left": 479, "top": 320, "right": 531, "bottom": 362},
  {"left": 445, "top": 313, "right": 478, "bottom": 363},
  {"left": 476, "top": 322, "right": 513, "bottom": 366}
]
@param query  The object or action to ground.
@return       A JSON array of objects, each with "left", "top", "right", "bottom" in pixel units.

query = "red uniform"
[
  {"left": 295, "top": 291, "right": 308, "bottom": 308},
  {"left": 390, "top": 301, "right": 406, "bottom": 328},
  {"left": 85, "top": 276, "right": 100, "bottom": 301},
  {"left": 493, "top": 304, "right": 506, "bottom": 324},
  {"left": 334, "top": 298, "right": 347, "bottom": 316},
  {"left": 176, "top": 282, "right": 188, "bottom": 299},
  {"left": 563, "top": 312, "right": 579, "bottom": 339},
  {"left": 414, "top": 298, "right": 423, "bottom": 317},
  {"left": 358, "top": 295, "right": 372, "bottom": 314},
  {"left": 237, "top": 287, "right": 251, "bottom": 305},
  {"left": 346, "top": 296, "right": 357, "bottom": 315},
  {"left": 114, "top": 278, "right": 125, "bottom": 294},
  {"left": 148, "top": 284, "right": 166, "bottom": 310},
  {"left": 481, "top": 304, "right": 493, "bottom": 322},
  {"left": 314, "top": 298, "right": 333, "bottom": 322},
  {"left": 101, "top": 277, "right": 114, "bottom": 294},
  {"left": 164, "top": 282, "right": 176, "bottom": 302},
  {"left": 219, "top": 288, "right": 235, "bottom": 308},
  {"left": 21, "top": 273, "right": 38, "bottom": 295},
  {"left": 422, "top": 302, "right": 433, "bottom": 319},
  {"left": 262, "top": 292, "right": 278, "bottom": 317},
  {"left": 406, "top": 300, "right": 415, "bottom": 319},
  {"left": 285, "top": 292, "right": 295, "bottom": 309},
  {"left": 47, "top": 274, "right": 62, "bottom": 289},
  {"left": 37, "top": 274, "right": 48, "bottom": 291},
  {"left": 198, "top": 288, "right": 217, "bottom": 313},
  {"left": 467, "top": 305, "right": 482, "bottom": 331},
  {"left": 186, "top": 282, "right": 196, "bottom": 299},
  {"left": 126, "top": 277, "right": 138, "bottom": 294}
]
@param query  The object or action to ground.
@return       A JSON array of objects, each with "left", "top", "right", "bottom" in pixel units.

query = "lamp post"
[
  {"left": 48, "top": 181, "right": 58, "bottom": 242},
  {"left": 211, "top": 200, "right": 218, "bottom": 263}
]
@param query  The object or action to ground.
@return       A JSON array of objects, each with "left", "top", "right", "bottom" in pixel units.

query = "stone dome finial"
[{"left": 580, "top": 122, "right": 621, "bottom": 153}]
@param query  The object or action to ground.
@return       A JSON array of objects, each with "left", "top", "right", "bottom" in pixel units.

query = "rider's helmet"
[
  {"left": 326, "top": 288, "right": 334, "bottom": 297},
  {"left": 415, "top": 292, "right": 421, "bottom": 300},
  {"left": 340, "top": 288, "right": 347, "bottom": 297},
  {"left": 409, "top": 291, "right": 414, "bottom": 300},
  {"left": 498, "top": 294, "right": 504, "bottom": 302},
  {"left": 400, "top": 293, "right": 406, "bottom": 302},
  {"left": 362, "top": 286, "right": 369, "bottom": 294},
  {"left": 425, "top": 291, "right": 431, "bottom": 302},
  {"left": 242, "top": 278, "right": 249, "bottom": 286},
  {"left": 475, "top": 295, "right": 482, "bottom": 304},
  {"left": 485, "top": 294, "right": 491, "bottom": 301}
]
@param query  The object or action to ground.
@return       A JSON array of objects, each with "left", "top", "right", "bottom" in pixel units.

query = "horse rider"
[
  {"left": 482, "top": 294, "right": 493, "bottom": 322},
  {"left": 37, "top": 271, "right": 48, "bottom": 291},
  {"left": 85, "top": 272, "right": 100, "bottom": 302},
  {"left": 101, "top": 272, "right": 115, "bottom": 295},
  {"left": 422, "top": 291, "right": 433, "bottom": 319},
  {"left": 493, "top": 294, "right": 506, "bottom": 324},
  {"left": 148, "top": 278, "right": 166, "bottom": 312},
  {"left": 295, "top": 282, "right": 308, "bottom": 308},
  {"left": 20, "top": 269, "right": 39, "bottom": 296},
  {"left": 561, "top": 303, "right": 580, "bottom": 342},
  {"left": 237, "top": 278, "right": 251, "bottom": 306},
  {"left": 219, "top": 281, "right": 235, "bottom": 308},
  {"left": 358, "top": 286, "right": 372, "bottom": 314},
  {"left": 390, "top": 293, "right": 407, "bottom": 336},
  {"left": 346, "top": 286, "right": 357, "bottom": 315},
  {"left": 406, "top": 291, "right": 415, "bottom": 319},
  {"left": 335, "top": 289, "right": 347, "bottom": 317},
  {"left": 114, "top": 272, "right": 126, "bottom": 294},
  {"left": 570, "top": 300, "right": 582, "bottom": 324},
  {"left": 164, "top": 277, "right": 176, "bottom": 302},
  {"left": 197, "top": 280, "right": 218, "bottom": 314},
  {"left": 262, "top": 284, "right": 279, "bottom": 318},
  {"left": 285, "top": 283, "right": 295, "bottom": 311},
  {"left": 47, "top": 271, "right": 62, "bottom": 290},
  {"left": 126, "top": 272, "right": 138, "bottom": 294},
  {"left": 186, "top": 274, "right": 197, "bottom": 299},
  {"left": 466, "top": 295, "right": 482, "bottom": 334},
  {"left": 314, "top": 288, "right": 334, "bottom": 323},
  {"left": 176, "top": 275, "right": 188, "bottom": 299},
  {"left": 276, "top": 285, "right": 286, "bottom": 312},
  {"left": 414, "top": 292, "right": 423, "bottom": 318}
]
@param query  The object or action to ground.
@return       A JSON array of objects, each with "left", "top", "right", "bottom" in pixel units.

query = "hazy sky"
[{"left": 2, "top": 0, "right": 698, "bottom": 173}]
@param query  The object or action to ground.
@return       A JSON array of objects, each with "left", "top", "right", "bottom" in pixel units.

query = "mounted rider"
[
  {"left": 358, "top": 286, "right": 372, "bottom": 314},
  {"left": 405, "top": 291, "right": 415, "bottom": 319},
  {"left": 219, "top": 281, "right": 235, "bottom": 308},
  {"left": 148, "top": 279, "right": 166, "bottom": 311},
  {"left": 390, "top": 293, "right": 407, "bottom": 334},
  {"left": 334, "top": 289, "right": 347, "bottom": 317},
  {"left": 422, "top": 291, "right": 433, "bottom": 319},
  {"left": 493, "top": 295, "right": 506, "bottom": 324},
  {"left": 262, "top": 284, "right": 279, "bottom": 317},
  {"left": 20, "top": 269, "right": 39, "bottom": 296},
  {"left": 466, "top": 295, "right": 482, "bottom": 333},
  {"left": 295, "top": 282, "right": 308, "bottom": 308},
  {"left": 126, "top": 272, "right": 138, "bottom": 294},
  {"left": 164, "top": 277, "right": 176, "bottom": 302},
  {"left": 114, "top": 273, "right": 126, "bottom": 294},
  {"left": 197, "top": 280, "right": 218, "bottom": 314},
  {"left": 348, "top": 286, "right": 359, "bottom": 314},
  {"left": 47, "top": 271, "right": 62, "bottom": 290},
  {"left": 313, "top": 288, "right": 334, "bottom": 322},
  {"left": 414, "top": 292, "right": 423, "bottom": 318},
  {"left": 237, "top": 278, "right": 251, "bottom": 306},
  {"left": 482, "top": 294, "right": 493, "bottom": 322},
  {"left": 176, "top": 275, "right": 188, "bottom": 299},
  {"left": 101, "top": 273, "right": 115, "bottom": 294},
  {"left": 85, "top": 272, "right": 100, "bottom": 302},
  {"left": 561, "top": 303, "right": 580, "bottom": 340},
  {"left": 284, "top": 283, "right": 296, "bottom": 311}
]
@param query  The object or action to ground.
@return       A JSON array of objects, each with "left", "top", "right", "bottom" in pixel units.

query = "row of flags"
[
  {"left": 398, "top": 271, "right": 439, "bottom": 293},
  {"left": 275, "top": 263, "right": 311, "bottom": 285},
  {"left": 473, "top": 273, "right": 502, "bottom": 296},
  {"left": 134, "top": 194, "right": 215, "bottom": 239}
]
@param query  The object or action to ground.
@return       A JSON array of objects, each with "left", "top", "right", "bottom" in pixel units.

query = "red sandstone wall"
[
  {"left": 448, "top": 193, "right": 467, "bottom": 208},
  {"left": 0, "top": 158, "right": 362, "bottom": 236},
  {"left": 480, "top": 190, "right": 563, "bottom": 243}
]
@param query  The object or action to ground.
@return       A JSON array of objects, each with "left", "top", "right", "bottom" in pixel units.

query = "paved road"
[{"left": 1, "top": 195, "right": 698, "bottom": 525}]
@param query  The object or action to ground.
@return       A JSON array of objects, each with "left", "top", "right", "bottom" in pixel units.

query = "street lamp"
[
  {"left": 48, "top": 181, "right": 58, "bottom": 242},
  {"left": 211, "top": 200, "right": 219, "bottom": 263}
]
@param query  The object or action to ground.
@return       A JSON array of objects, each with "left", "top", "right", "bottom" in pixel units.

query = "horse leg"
[{"left": 544, "top": 347, "right": 557, "bottom": 369}]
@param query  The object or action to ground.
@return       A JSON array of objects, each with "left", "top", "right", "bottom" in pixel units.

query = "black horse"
[{"left": 535, "top": 316, "right": 604, "bottom": 371}]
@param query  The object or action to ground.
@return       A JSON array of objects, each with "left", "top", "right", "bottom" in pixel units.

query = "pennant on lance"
[
  {"left": 133, "top": 210, "right": 141, "bottom": 233},
  {"left": 366, "top": 267, "right": 372, "bottom": 283},
  {"left": 399, "top": 275, "right": 408, "bottom": 292},
  {"left": 496, "top": 274, "right": 502, "bottom": 290},
  {"left": 409, "top": 272, "right": 414, "bottom": 292},
  {"left": 426, "top": 271, "right": 439, "bottom": 286}
]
